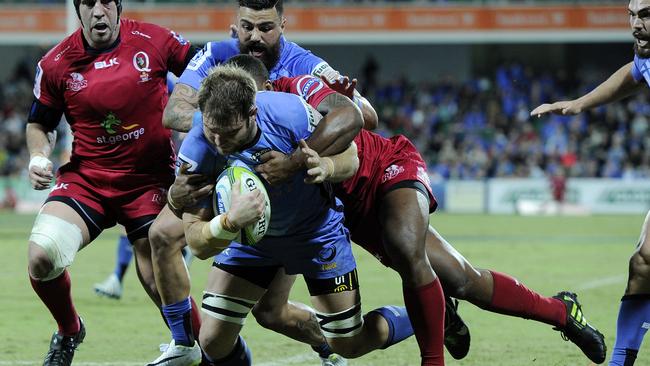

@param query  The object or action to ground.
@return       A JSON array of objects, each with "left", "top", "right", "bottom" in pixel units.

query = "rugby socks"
[
  {"left": 487, "top": 271, "right": 566, "bottom": 327},
  {"left": 372, "top": 305, "right": 414, "bottom": 349},
  {"left": 114, "top": 235, "right": 132, "bottom": 282},
  {"left": 311, "top": 343, "right": 334, "bottom": 358},
  {"left": 403, "top": 279, "right": 446, "bottom": 366},
  {"left": 609, "top": 294, "right": 650, "bottom": 366},
  {"left": 206, "top": 335, "right": 252, "bottom": 366},
  {"left": 30, "top": 270, "right": 80, "bottom": 336},
  {"left": 162, "top": 297, "right": 195, "bottom": 347}
]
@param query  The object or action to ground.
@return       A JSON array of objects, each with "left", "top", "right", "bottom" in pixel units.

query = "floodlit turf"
[{"left": 0, "top": 211, "right": 646, "bottom": 365}]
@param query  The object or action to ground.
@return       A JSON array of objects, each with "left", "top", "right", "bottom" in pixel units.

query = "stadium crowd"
[{"left": 2, "top": 58, "right": 649, "bottom": 183}]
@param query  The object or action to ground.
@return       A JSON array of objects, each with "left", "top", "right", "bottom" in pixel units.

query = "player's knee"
[
  {"left": 29, "top": 214, "right": 82, "bottom": 281},
  {"left": 148, "top": 220, "right": 183, "bottom": 256},
  {"left": 251, "top": 303, "right": 284, "bottom": 331}
]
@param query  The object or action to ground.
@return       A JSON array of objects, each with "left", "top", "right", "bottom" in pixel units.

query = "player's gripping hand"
[
  {"left": 530, "top": 101, "right": 582, "bottom": 117},
  {"left": 300, "top": 140, "right": 333, "bottom": 184},
  {"left": 255, "top": 150, "right": 301, "bottom": 185},
  {"left": 28, "top": 154, "right": 54, "bottom": 190},
  {"left": 169, "top": 163, "right": 214, "bottom": 209},
  {"left": 321, "top": 75, "right": 357, "bottom": 99},
  {"left": 227, "top": 178, "right": 266, "bottom": 230}
]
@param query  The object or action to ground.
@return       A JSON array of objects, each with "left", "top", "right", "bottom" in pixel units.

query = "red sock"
[
  {"left": 30, "top": 270, "right": 80, "bottom": 336},
  {"left": 488, "top": 271, "right": 566, "bottom": 327},
  {"left": 190, "top": 296, "right": 202, "bottom": 340},
  {"left": 403, "top": 278, "right": 445, "bottom": 366}
]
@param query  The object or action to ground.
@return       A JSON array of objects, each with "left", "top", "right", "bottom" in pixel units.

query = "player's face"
[
  {"left": 79, "top": 0, "right": 120, "bottom": 49},
  {"left": 630, "top": 0, "right": 650, "bottom": 58},
  {"left": 237, "top": 7, "right": 285, "bottom": 71},
  {"left": 203, "top": 109, "right": 258, "bottom": 155}
]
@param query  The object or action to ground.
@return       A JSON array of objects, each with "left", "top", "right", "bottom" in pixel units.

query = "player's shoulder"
[
  {"left": 257, "top": 91, "right": 311, "bottom": 126},
  {"left": 39, "top": 31, "right": 83, "bottom": 72},
  {"left": 206, "top": 38, "right": 239, "bottom": 59},
  {"left": 121, "top": 18, "right": 188, "bottom": 46}
]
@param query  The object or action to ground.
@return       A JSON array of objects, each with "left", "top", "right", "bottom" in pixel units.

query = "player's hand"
[
  {"left": 300, "top": 140, "right": 333, "bottom": 184},
  {"left": 255, "top": 150, "right": 300, "bottom": 185},
  {"left": 227, "top": 178, "right": 265, "bottom": 230},
  {"left": 28, "top": 155, "right": 54, "bottom": 190},
  {"left": 530, "top": 101, "right": 582, "bottom": 117},
  {"left": 170, "top": 163, "right": 214, "bottom": 208},
  {"left": 322, "top": 75, "right": 357, "bottom": 99}
]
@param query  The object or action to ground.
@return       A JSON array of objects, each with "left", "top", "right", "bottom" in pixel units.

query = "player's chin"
[{"left": 634, "top": 40, "right": 650, "bottom": 59}]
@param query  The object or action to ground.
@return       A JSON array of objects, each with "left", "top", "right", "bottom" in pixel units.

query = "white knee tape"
[
  {"left": 316, "top": 303, "right": 364, "bottom": 338},
  {"left": 201, "top": 291, "right": 256, "bottom": 325},
  {"left": 30, "top": 214, "right": 83, "bottom": 281}
]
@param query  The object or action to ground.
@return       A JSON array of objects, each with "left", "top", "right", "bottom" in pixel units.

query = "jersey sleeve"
[
  {"left": 142, "top": 22, "right": 192, "bottom": 77},
  {"left": 631, "top": 56, "right": 644, "bottom": 83},
  {"left": 179, "top": 40, "right": 239, "bottom": 90},
  {"left": 33, "top": 59, "right": 64, "bottom": 109},
  {"left": 283, "top": 94, "right": 322, "bottom": 142},
  {"left": 310, "top": 61, "right": 341, "bottom": 83}
]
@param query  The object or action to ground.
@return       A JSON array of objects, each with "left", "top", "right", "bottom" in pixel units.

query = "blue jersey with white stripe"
[
  {"left": 179, "top": 36, "right": 332, "bottom": 89},
  {"left": 177, "top": 91, "right": 342, "bottom": 237}
]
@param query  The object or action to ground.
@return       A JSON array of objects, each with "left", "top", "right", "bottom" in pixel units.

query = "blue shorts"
[{"left": 214, "top": 221, "right": 356, "bottom": 279}]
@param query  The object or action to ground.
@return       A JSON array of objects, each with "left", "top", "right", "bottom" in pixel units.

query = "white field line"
[{"left": 574, "top": 274, "right": 626, "bottom": 292}]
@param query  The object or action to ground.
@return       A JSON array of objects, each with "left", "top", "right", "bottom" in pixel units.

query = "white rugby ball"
[{"left": 213, "top": 166, "right": 271, "bottom": 245}]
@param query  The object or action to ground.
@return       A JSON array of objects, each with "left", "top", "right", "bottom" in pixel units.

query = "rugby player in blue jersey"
[
  {"left": 179, "top": 65, "right": 420, "bottom": 365},
  {"left": 531, "top": 2, "right": 650, "bottom": 364}
]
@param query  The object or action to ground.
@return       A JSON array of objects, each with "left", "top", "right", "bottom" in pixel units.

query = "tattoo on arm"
[
  {"left": 296, "top": 312, "right": 327, "bottom": 344},
  {"left": 164, "top": 83, "right": 199, "bottom": 133},
  {"left": 317, "top": 93, "right": 354, "bottom": 116}
]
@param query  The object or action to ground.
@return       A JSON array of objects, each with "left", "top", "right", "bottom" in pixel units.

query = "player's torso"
[{"left": 51, "top": 27, "right": 173, "bottom": 172}]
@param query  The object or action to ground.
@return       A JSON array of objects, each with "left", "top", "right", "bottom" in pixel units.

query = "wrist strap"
[{"left": 208, "top": 214, "right": 239, "bottom": 240}]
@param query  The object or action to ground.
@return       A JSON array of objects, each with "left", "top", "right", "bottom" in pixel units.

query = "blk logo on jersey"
[
  {"left": 94, "top": 58, "right": 119, "bottom": 70},
  {"left": 66, "top": 73, "right": 88, "bottom": 92},
  {"left": 133, "top": 51, "right": 151, "bottom": 83}
]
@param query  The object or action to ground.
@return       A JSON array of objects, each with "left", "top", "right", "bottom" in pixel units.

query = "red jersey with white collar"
[{"left": 33, "top": 18, "right": 191, "bottom": 174}]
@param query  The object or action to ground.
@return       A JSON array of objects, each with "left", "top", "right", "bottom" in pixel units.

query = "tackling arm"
[
  {"left": 183, "top": 207, "right": 233, "bottom": 260},
  {"left": 163, "top": 83, "right": 199, "bottom": 132}
]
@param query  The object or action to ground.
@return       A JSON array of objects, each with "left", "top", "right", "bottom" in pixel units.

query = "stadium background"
[{"left": 0, "top": 1, "right": 648, "bottom": 365}]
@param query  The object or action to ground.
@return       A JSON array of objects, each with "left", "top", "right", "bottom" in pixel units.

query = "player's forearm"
[
  {"left": 353, "top": 90, "right": 378, "bottom": 130},
  {"left": 184, "top": 218, "right": 232, "bottom": 260},
  {"left": 575, "top": 62, "right": 643, "bottom": 110},
  {"left": 325, "top": 142, "right": 358, "bottom": 183},
  {"left": 26, "top": 123, "right": 54, "bottom": 159},
  {"left": 163, "top": 83, "right": 199, "bottom": 133}
]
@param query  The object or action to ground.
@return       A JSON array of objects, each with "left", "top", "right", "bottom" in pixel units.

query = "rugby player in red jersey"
[
  {"left": 228, "top": 54, "right": 607, "bottom": 365},
  {"left": 26, "top": 1, "right": 200, "bottom": 365}
]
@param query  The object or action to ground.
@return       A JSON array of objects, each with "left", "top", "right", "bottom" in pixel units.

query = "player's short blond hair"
[{"left": 198, "top": 65, "right": 257, "bottom": 128}]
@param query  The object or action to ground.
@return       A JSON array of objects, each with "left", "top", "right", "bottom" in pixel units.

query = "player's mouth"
[
  {"left": 92, "top": 23, "right": 110, "bottom": 36},
  {"left": 248, "top": 45, "right": 267, "bottom": 58}
]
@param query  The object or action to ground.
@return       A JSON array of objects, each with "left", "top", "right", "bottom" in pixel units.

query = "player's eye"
[{"left": 81, "top": 0, "right": 96, "bottom": 7}]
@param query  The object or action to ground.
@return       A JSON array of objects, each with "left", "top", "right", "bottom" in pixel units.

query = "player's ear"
[
  {"left": 249, "top": 106, "right": 257, "bottom": 117},
  {"left": 280, "top": 16, "right": 286, "bottom": 31},
  {"left": 264, "top": 80, "right": 273, "bottom": 91}
]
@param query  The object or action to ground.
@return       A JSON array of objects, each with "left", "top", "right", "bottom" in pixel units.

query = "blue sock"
[
  {"left": 311, "top": 343, "right": 333, "bottom": 358},
  {"left": 609, "top": 295, "right": 650, "bottom": 366},
  {"left": 371, "top": 305, "right": 414, "bottom": 349},
  {"left": 162, "top": 297, "right": 195, "bottom": 347},
  {"left": 113, "top": 235, "right": 132, "bottom": 282},
  {"left": 210, "top": 335, "right": 251, "bottom": 366}
]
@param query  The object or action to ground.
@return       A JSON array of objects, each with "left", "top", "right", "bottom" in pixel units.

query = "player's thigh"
[
  {"left": 254, "top": 268, "right": 297, "bottom": 312},
  {"left": 379, "top": 187, "right": 429, "bottom": 260},
  {"left": 201, "top": 266, "right": 267, "bottom": 342}
]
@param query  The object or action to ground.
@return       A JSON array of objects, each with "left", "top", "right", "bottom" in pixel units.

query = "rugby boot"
[
  {"left": 43, "top": 317, "right": 86, "bottom": 366},
  {"left": 553, "top": 291, "right": 607, "bottom": 364},
  {"left": 443, "top": 296, "right": 471, "bottom": 360},
  {"left": 93, "top": 273, "right": 123, "bottom": 300},
  {"left": 320, "top": 353, "right": 348, "bottom": 366},
  {"left": 147, "top": 339, "right": 201, "bottom": 366}
]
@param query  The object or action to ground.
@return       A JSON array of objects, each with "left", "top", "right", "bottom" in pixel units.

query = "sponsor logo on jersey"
[
  {"left": 133, "top": 51, "right": 151, "bottom": 83},
  {"left": 97, "top": 112, "right": 144, "bottom": 144},
  {"left": 171, "top": 31, "right": 188, "bottom": 45},
  {"left": 66, "top": 73, "right": 88, "bottom": 92},
  {"left": 131, "top": 30, "right": 151, "bottom": 39},
  {"left": 249, "top": 148, "right": 272, "bottom": 163},
  {"left": 298, "top": 76, "right": 323, "bottom": 101},
  {"left": 51, "top": 183, "right": 69, "bottom": 191},
  {"left": 382, "top": 164, "right": 404, "bottom": 183},
  {"left": 94, "top": 58, "right": 119, "bottom": 70},
  {"left": 54, "top": 45, "right": 71, "bottom": 62}
]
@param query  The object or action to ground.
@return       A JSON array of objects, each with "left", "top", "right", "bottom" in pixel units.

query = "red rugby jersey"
[{"left": 33, "top": 18, "right": 191, "bottom": 173}]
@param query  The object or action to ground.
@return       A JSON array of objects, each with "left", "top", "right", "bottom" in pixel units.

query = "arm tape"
[{"left": 28, "top": 99, "right": 63, "bottom": 131}]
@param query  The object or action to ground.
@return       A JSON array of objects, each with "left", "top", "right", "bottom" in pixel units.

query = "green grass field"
[{"left": 0, "top": 212, "right": 645, "bottom": 365}]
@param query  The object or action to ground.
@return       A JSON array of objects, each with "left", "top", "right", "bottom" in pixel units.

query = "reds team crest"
[{"left": 132, "top": 51, "right": 151, "bottom": 83}]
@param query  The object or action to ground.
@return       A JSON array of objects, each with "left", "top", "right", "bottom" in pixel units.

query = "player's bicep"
[{"left": 316, "top": 92, "right": 354, "bottom": 115}]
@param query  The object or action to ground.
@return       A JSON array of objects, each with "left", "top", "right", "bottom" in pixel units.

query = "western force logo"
[
  {"left": 66, "top": 73, "right": 88, "bottom": 92},
  {"left": 97, "top": 112, "right": 144, "bottom": 144},
  {"left": 133, "top": 51, "right": 151, "bottom": 83}
]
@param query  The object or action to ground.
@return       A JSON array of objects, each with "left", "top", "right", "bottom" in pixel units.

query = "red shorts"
[
  {"left": 336, "top": 134, "right": 436, "bottom": 267},
  {"left": 46, "top": 162, "right": 173, "bottom": 240}
]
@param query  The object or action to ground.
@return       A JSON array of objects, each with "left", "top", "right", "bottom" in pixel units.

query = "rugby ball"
[{"left": 213, "top": 166, "right": 271, "bottom": 245}]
